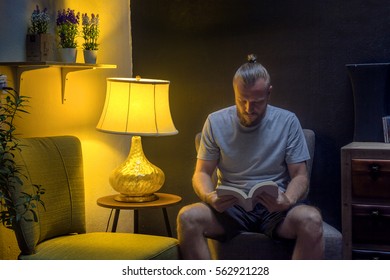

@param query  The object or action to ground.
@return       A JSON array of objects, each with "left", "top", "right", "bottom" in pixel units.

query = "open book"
[{"left": 216, "top": 181, "right": 279, "bottom": 211}]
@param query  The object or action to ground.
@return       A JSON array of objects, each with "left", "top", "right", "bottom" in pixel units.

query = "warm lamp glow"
[
  {"left": 96, "top": 78, "right": 177, "bottom": 136},
  {"left": 97, "top": 77, "right": 178, "bottom": 202}
]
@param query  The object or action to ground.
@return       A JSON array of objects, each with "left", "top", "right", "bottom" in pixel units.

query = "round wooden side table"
[{"left": 97, "top": 192, "right": 182, "bottom": 237}]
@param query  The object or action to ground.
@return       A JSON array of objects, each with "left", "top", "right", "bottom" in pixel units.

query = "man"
[{"left": 177, "top": 55, "right": 324, "bottom": 259}]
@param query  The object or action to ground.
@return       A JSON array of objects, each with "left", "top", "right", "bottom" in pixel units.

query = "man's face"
[{"left": 234, "top": 78, "right": 272, "bottom": 127}]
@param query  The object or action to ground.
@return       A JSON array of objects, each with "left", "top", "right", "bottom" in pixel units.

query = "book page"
[
  {"left": 249, "top": 181, "right": 278, "bottom": 199},
  {"left": 216, "top": 181, "right": 278, "bottom": 211},
  {"left": 216, "top": 185, "right": 253, "bottom": 211}
]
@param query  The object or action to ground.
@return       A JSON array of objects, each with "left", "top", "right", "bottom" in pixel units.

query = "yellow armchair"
[{"left": 11, "top": 136, "right": 179, "bottom": 260}]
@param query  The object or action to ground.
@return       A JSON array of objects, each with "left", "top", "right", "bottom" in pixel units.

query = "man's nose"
[{"left": 245, "top": 102, "right": 254, "bottom": 113}]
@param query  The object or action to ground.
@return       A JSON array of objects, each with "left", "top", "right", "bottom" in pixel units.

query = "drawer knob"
[
  {"left": 369, "top": 163, "right": 381, "bottom": 180},
  {"left": 371, "top": 210, "right": 380, "bottom": 216}
]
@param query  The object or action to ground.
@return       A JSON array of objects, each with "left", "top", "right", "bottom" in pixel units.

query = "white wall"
[{"left": 0, "top": 0, "right": 133, "bottom": 259}]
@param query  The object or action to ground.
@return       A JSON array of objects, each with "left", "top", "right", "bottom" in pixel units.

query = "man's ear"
[{"left": 268, "top": 85, "right": 273, "bottom": 96}]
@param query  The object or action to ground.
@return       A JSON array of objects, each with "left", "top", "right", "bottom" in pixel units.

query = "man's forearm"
[
  {"left": 284, "top": 174, "right": 309, "bottom": 205},
  {"left": 192, "top": 172, "right": 216, "bottom": 203}
]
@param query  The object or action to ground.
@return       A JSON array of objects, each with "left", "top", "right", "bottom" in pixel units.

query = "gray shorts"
[{"left": 208, "top": 202, "right": 302, "bottom": 242}]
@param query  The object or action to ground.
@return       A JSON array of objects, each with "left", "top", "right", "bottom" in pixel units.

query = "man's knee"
[
  {"left": 298, "top": 206, "right": 323, "bottom": 237},
  {"left": 287, "top": 205, "right": 322, "bottom": 233},
  {"left": 177, "top": 203, "right": 205, "bottom": 231}
]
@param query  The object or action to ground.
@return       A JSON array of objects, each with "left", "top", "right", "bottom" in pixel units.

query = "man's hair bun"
[{"left": 247, "top": 54, "right": 257, "bottom": 63}]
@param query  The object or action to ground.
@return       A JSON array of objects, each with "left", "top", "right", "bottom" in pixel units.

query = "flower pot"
[
  {"left": 59, "top": 48, "right": 77, "bottom": 63},
  {"left": 83, "top": 50, "right": 98, "bottom": 64},
  {"left": 26, "top": 34, "right": 55, "bottom": 61}
]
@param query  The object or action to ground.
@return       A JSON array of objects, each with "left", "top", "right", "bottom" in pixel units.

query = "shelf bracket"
[
  {"left": 11, "top": 65, "right": 50, "bottom": 94},
  {"left": 61, "top": 67, "right": 95, "bottom": 103}
]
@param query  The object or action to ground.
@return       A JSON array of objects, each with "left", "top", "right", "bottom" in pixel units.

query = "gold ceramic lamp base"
[{"left": 110, "top": 136, "right": 165, "bottom": 203}]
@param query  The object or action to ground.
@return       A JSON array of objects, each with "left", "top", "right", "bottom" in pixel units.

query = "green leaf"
[{"left": 0, "top": 86, "right": 45, "bottom": 228}]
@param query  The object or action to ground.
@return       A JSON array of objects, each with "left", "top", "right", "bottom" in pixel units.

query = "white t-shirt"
[{"left": 198, "top": 105, "right": 310, "bottom": 193}]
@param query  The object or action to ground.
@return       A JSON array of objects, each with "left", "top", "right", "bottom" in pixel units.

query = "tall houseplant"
[{"left": 0, "top": 87, "right": 45, "bottom": 229}]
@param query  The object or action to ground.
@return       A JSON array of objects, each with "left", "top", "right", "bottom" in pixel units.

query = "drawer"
[
  {"left": 353, "top": 249, "right": 390, "bottom": 260},
  {"left": 352, "top": 204, "right": 390, "bottom": 244},
  {"left": 351, "top": 159, "right": 390, "bottom": 199}
]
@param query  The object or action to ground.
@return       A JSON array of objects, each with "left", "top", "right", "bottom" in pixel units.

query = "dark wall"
[{"left": 131, "top": 0, "right": 390, "bottom": 235}]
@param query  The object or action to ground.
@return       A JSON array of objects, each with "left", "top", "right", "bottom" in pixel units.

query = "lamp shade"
[{"left": 96, "top": 77, "right": 178, "bottom": 136}]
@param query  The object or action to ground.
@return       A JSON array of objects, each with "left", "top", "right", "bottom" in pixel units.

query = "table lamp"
[{"left": 96, "top": 77, "right": 178, "bottom": 202}]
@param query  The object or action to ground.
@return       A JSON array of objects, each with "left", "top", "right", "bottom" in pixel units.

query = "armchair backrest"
[
  {"left": 195, "top": 128, "right": 315, "bottom": 186},
  {"left": 303, "top": 129, "right": 315, "bottom": 180},
  {"left": 11, "top": 136, "right": 86, "bottom": 255}
]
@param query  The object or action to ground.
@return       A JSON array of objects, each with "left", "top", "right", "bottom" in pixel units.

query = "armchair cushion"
[
  {"left": 208, "top": 221, "right": 342, "bottom": 259},
  {"left": 19, "top": 232, "right": 179, "bottom": 260},
  {"left": 12, "top": 136, "right": 85, "bottom": 254}
]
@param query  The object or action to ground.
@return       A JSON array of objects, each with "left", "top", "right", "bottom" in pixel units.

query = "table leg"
[
  {"left": 162, "top": 208, "right": 172, "bottom": 237},
  {"left": 134, "top": 209, "right": 139, "bottom": 233},
  {"left": 112, "top": 209, "right": 120, "bottom": 232}
]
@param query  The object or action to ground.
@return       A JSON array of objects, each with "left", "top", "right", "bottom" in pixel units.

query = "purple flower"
[
  {"left": 56, "top": 8, "right": 80, "bottom": 48},
  {"left": 56, "top": 8, "right": 80, "bottom": 26}
]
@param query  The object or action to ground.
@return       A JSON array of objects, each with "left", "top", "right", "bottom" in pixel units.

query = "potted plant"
[
  {"left": 26, "top": 5, "right": 54, "bottom": 61},
  {"left": 56, "top": 8, "right": 80, "bottom": 63},
  {"left": 0, "top": 87, "right": 45, "bottom": 230},
  {"left": 82, "top": 13, "right": 100, "bottom": 64}
]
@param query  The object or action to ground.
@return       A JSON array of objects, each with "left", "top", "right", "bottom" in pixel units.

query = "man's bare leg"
[
  {"left": 177, "top": 202, "right": 225, "bottom": 259},
  {"left": 276, "top": 205, "right": 324, "bottom": 259}
]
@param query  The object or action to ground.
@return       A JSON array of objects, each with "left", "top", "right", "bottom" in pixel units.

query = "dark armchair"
[{"left": 195, "top": 129, "right": 342, "bottom": 259}]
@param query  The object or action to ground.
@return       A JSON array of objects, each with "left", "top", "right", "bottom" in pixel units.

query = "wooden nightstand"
[{"left": 341, "top": 142, "right": 390, "bottom": 259}]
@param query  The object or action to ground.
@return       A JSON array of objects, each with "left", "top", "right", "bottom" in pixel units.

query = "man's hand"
[
  {"left": 205, "top": 191, "right": 237, "bottom": 213},
  {"left": 257, "top": 189, "right": 293, "bottom": 213}
]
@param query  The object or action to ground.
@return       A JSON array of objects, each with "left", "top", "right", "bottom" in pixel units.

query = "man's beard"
[{"left": 237, "top": 111, "right": 261, "bottom": 127}]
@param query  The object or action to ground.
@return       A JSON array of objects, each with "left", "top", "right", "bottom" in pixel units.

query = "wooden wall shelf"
[{"left": 0, "top": 62, "right": 117, "bottom": 103}]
